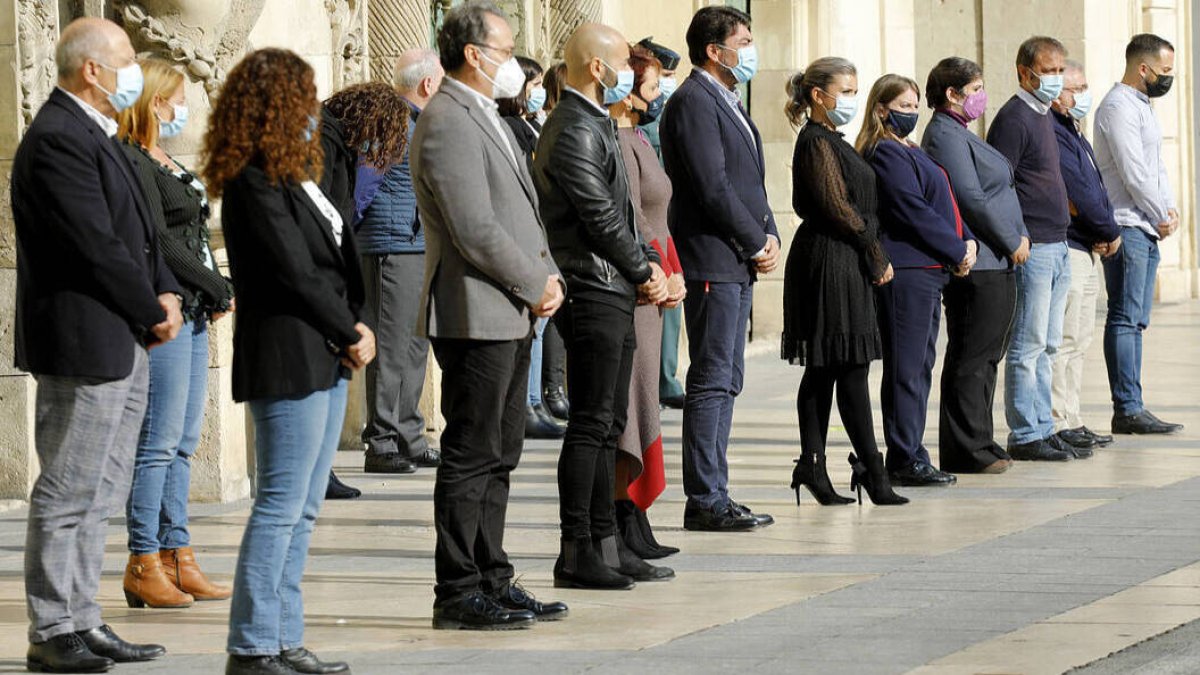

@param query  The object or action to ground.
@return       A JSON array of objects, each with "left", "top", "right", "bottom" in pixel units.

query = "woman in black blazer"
[{"left": 201, "top": 48, "right": 374, "bottom": 675}]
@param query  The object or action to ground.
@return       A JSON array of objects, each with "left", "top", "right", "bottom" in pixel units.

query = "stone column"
[{"left": 367, "top": 0, "right": 431, "bottom": 83}]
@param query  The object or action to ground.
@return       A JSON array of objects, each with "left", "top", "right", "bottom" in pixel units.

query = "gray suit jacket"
[
  {"left": 411, "top": 80, "right": 559, "bottom": 340},
  {"left": 921, "top": 112, "right": 1028, "bottom": 271}
]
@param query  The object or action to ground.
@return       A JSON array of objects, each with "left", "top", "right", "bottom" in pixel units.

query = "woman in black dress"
[{"left": 783, "top": 57, "right": 906, "bottom": 506}]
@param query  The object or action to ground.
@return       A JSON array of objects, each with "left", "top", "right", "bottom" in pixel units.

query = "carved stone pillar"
[
  {"left": 327, "top": 0, "right": 369, "bottom": 89},
  {"left": 550, "top": 0, "right": 600, "bottom": 60},
  {"left": 367, "top": 0, "right": 431, "bottom": 84}
]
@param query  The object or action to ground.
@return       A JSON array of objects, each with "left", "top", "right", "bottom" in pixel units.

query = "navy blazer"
[
  {"left": 12, "top": 88, "right": 180, "bottom": 379},
  {"left": 1051, "top": 111, "right": 1120, "bottom": 251},
  {"left": 660, "top": 71, "right": 778, "bottom": 282},
  {"left": 920, "top": 111, "right": 1028, "bottom": 271},
  {"left": 868, "top": 140, "right": 974, "bottom": 269}
]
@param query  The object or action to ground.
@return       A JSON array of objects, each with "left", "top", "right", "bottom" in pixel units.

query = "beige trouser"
[{"left": 1051, "top": 248, "right": 1101, "bottom": 431}]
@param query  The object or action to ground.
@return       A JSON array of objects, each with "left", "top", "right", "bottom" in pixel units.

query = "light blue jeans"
[
  {"left": 227, "top": 378, "right": 348, "bottom": 656},
  {"left": 126, "top": 320, "right": 208, "bottom": 554},
  {"left": 1103, "top": 227, "right": 1160, "bottom": 417},
  {"left": 1004, "top": 242, "right": 1071, "bottom": 446},
  {"left": 528, "top": 317, "right": 547, "bottom": 407}
]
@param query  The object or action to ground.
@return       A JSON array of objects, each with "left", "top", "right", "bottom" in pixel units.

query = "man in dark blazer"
[
  {"left": 411, "top": 1, "right": 567, "bottom": 630},
  {"left": 660, "top": 6, "right": 780, "bottom": 532},
  {"left": 14, "top": 17, "right": 181, "bottom": 672}
]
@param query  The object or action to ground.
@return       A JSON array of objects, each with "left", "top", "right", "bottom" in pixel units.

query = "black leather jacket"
[{"left": 534, "top": 91, "right": 659, "bottom": 299}]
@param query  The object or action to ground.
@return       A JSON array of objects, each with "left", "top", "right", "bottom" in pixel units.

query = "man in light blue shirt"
[{"left": 1092, "top": 33, "right": 1183, "bottom": 435}]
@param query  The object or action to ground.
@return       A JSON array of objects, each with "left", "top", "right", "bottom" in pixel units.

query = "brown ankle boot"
[
  {"left": 161, "top": 547, "right": 232, "bottom": 601},
  {"left": 123, "top": 553, "right": 194, "bottom": 608}
]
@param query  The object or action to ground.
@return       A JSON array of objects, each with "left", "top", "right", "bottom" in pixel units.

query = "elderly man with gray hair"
[
  {"left": 14, "top": 16, "right": 181, "bottom": 673},
  {"left": 354, "top": 47, "right": 445, "bottom": 477}
]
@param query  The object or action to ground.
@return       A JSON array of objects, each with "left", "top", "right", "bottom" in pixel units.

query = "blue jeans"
[
  {"left": 1103, "top": 227, "right": 1160, "bottom": 416},
  {"left": 126, "top": 320, "right": 208, "bottom": 554},
  {"left": 227, "top": 378, "right": 348, "bottom": 656},
  {"left": 528, "top": 318, "right": 547, "bottom": 406},
  {"left": 1004, "top": 242, "right": 1071, "bottom": 445},
  {"left": 682, "top": 280, "right": 753, "bottom": 510}
]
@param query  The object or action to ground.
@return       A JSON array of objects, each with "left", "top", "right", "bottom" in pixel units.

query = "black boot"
[
  {"left": 553, "top": 536, "right": 635, "bottom": 590},
  {"left": 632, "top": 504, "right": 679, "bottom": 558},
  {"left": 848, "top": 453, "right": 909, "bottom": 506},
  {"left": 526, "top": 406, "right": 565, "bottom": 439},
  {"left": 791, "top": 455, "right": 854, "bottom": 506},
  {"left": 543, "top": 386, "right": 570, "bottom": 421},
  {"left": 325, "top": 471, "right": 360, "bottom": 500},
  {"left": 606, "top": 533, "right": 674, "bottom": 582},
  {"left": 615, "top": 500, "right": 660, "bottom": 560}
]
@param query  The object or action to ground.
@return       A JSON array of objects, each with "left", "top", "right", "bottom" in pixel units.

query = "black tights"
[{"left": 797, "top": 364, "right": 882, "bottom": 463}]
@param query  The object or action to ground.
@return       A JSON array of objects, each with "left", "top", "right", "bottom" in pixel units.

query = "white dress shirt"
[
  {"left": 442, "top": 76, "right": 517, "bottom": 165},
  {"left": 1092, "top": 82, "right": 1174, "bottom": 239},
  {"left": 59, "top": 87, "right": 118, "bottom": 137},
  {"left": 300, "top": 180, "right": 344, "bottom": 246},
  {"left": 1016, "top": 87, "right": 1051, "bottom": 116}
]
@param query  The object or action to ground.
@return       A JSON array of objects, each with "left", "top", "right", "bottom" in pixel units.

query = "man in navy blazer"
[
  {"left": 660, "top": 6, "right": 779, "bottom": 532},
  {"left": 14, "top": 18, "right": 181, "bottom": 672}
]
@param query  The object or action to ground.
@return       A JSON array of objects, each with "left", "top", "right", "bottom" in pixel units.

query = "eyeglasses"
[{"left": 470, "top": 43, "right": 514, "bottom": 61}]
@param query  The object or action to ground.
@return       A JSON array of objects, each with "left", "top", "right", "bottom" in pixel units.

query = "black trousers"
[
  {"left": 556, "top": 293, "right": 636, "bottom": 540},
  {"left": 541, "top": 316, "right": 567, "bottom": 394},
  {"left": 939, "top": 270, "right": 1017, "bottom": 472},
  {"left": 430, "top": 334, "right": 531, "bottom": 602}
]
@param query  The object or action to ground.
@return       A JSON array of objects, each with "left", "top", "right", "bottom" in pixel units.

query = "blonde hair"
[
  {"left": 784, "top": 56, "right": 856, "bottom": 128},
  {"left": 117, "top": 58, "right": 185, "bottom": 150},
  {"left": 854, "top": 74, "right": 920, "bottom": 155}
]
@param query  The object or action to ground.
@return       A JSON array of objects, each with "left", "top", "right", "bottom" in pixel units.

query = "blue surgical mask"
[
  {"left": 637, "top": 92, "right": 665, "bottom": 125},
  {"left": 158, "top": 104, "right": 188, "bottom": 139},
  {"left": 304, "top": 114, "right": 319, "bottom": 142},
  {"left": 97, "top": 62, "right": 144, "bottom": 113},
  {"left": 1068, "top": 90, "right": 1093, "bottom": 119},
  {"left": 824, "top": 92, "right": 858, "bottom": 127},
  {"left": 1030, "top": 70, "right": 1064, "bottom": 104},
  {"left": 600, "top": 60, "right": 635, "bottom": 106},
  {"left": 526, "top": 86, "right": 547, "bottom": 114},
  {"left": 718, "top": 44, "right": 759, "bottom": 84},
  {"left": 659, "top": 76, "right": 678, "bottom": 99}
]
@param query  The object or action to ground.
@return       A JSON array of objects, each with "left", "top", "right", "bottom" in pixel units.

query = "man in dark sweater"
[{"left": 987, "top": 35, "right": 1085, "bottom": 462}]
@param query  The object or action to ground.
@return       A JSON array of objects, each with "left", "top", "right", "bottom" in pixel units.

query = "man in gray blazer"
[{"left": 411, "top": 0, "right": 568, "bottom": 631}]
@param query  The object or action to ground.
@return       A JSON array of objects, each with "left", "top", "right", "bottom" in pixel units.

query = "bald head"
[
  {"left": 563, "top": 23, "right": 630, "bottom": 104},
  {"left": 56, "top": 18, "right": 132, "bottom": 83},
  {"left": 394, "top": 48, "right": 444, "bottom": 107}
]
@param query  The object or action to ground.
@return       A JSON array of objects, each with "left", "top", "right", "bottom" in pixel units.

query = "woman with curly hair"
[{"left": 203, "top": 47, "right": 375, "bottom": 675}]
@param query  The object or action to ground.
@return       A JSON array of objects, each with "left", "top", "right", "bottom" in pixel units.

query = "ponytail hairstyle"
[
  {"left": 854, "top": 74, "right": 920, "bottom": 155},
  {"left": 784, "top": 56, "right": 856, "bottom": 128}
]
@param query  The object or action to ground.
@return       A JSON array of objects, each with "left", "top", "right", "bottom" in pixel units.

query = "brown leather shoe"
[
  {"left": 981, "top": 459, "right": 1012, "bottom": 474},
  {"left": 161, "top": 547, "right": 232, "bottom": 601},
  {"left": 123, "top": 553, "right": 194, "bottom": 608}
]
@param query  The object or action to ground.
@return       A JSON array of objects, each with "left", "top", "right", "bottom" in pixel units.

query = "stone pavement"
[{"left": 0, "top": 300, "right": 1198, "bottom": 675}]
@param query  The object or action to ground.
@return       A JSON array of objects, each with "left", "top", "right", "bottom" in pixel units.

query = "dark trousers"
[
  {"left": 542, "top": 317, "right": 566, "bottom": 395},
  {"left": 681, "top": 280, "right": 753, "bottom": 510},
  {"left": 362, "top": 253, "right": 430, "bottom": 458},
  {"left": 939, "top": 270, "right": 1017, "bottom": 472},
  {"left": 557, "top": 293, "right": 636, "bottom": 540},
  {"left": 429, "top": 335, "right": 531, "bottom": 602},
  {"left": 879, "top": 268, "right": 948, "bottom": 471}
]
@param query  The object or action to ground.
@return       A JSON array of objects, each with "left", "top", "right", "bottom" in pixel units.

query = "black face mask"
[
  {"left": 1144, "top": 68, "right": 1174, "bottom": 98},
  {"left": 886, "top": 110, "right": 919, "bottom": 138}
]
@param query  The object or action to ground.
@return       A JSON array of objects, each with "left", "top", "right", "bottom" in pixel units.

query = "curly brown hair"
[
  {"left": 324, "top": 82, "right": 410, "bottom": 170},
  {"left": 201, "top": 48, "right": 322, "bottom": 199}
]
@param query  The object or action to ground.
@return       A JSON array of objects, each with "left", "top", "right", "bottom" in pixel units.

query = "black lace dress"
[{"left": 782, "top": 123, "right": 890, "bottom": 367}]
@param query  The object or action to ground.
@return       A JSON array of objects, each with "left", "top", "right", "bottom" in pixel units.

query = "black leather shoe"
[
  {"left": 525, "top": 406, "right": 566, "bottom": 439},
  {"left": 1113, "top": 411, "right": 1179, "bottom": 435},
  {"left": 682, "top": 503, "right": 757, "bottom": 532},
  {"left": 432, "top": 590, "right": 536, "bottom": 630},
  {"left": 729, "top": 500, "right": 774, "bottom": 527},
  {"left": 889, "top": 461, "right": 957, "bottom": 487},
  {"left": 1057, "top": 428, "right": 1098, "bottom": 449},
  {"left": 410, "top": 448, "right": 441, "bottom": 468},
  {"left": 1144, "top": 410, "right": 1184, "bottom": 433},
  {"left": 1048, "top": 433, "right": 1092, "bottom": 459},
  {"left": 226, "top": 654, "right": 301, "bottom": 674},
  {"left": 324, "top": 471, "right": 361, "bottom": 500},
  {"left": 27, "top": 634, "right": 113, "bottom": 673},
  {"left": 543, "top": 386, "right": 570, "bottom": 420},
  {"left": 280, "top": 647, "right": 349, "bottom": 674},
  {"left": 492, "top": 582, "right": 569, "bottom": 621},
  {"left": 660, "top": 394, "right": 686, "bottom": 410},
  {"left": 363, "top": 452, "right": 416, "bottom": 474},
  {"left": 553, "top": 536, "right": 636, "bottom": 590},
  {"left": 1080, "top": 426, "right": 1114, "bottom": 447},
  {"left": 610, "top": 533, "right": 675, "bottom": 582},
  {"left": 1008, "top": 439, "right": 1071, "bottom": 462},
  {"left": 75, "top": 625, "right": 164, "bottom": 663}
]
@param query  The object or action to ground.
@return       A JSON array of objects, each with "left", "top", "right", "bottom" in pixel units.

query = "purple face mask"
[{"left": 962, "top": 89, "right": 988, "bottom": 120}]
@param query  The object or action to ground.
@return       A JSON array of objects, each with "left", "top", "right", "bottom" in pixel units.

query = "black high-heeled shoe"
[
  {"left": 847, "top": 453, "right": 909, "bottom": 506},
  {"left": 633, "top": 504, "right": 679, "bottom": 558},
  {"left": 615, "top": 500, "right": 661, "bottom": 560},
  {"left": 791, "top": 455, "right": 854, "bottom": 505}
]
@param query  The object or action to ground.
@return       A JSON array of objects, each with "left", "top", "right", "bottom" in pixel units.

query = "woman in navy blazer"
[
  {"left": 858, "top": 74, "right": 977, "bottom": 488},
  {"left": 920, "top": 57, "right": 1029, "bottom": 475}
]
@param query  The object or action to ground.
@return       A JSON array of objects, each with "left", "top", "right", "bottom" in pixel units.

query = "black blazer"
[
  {"left": 12, "top": 88, "right": 181, "bottom": 379},
  {"left": 222, "top": 165, "right": 365, "bottom": 402},
  {"left": 660, "top": 71, "right": 779, "bottom": 282}
]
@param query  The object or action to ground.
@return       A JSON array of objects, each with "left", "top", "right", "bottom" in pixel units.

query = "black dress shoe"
[
  {"left": 729, "top": 500, "right": 774, "bottom": 527},
  {"left": 27, "top": 633, "right": 113, "bottom": 673},
  {"left": 1008, "top": 439, "right": 1071, "bottom": 462},
  {"left": 324, "top": 471, "right": 361, "bottom": 500},
  {"left": 1057, "top": 428, "right": 1097, "bottom": 449},
  {"left": 1048, "top": 433, "right": 1092, "bottom": 459},
  {"left": 492, "top": 582, "right": 569, "bottom": 621},
  {"left": 1112, "top": 411, "right": 1179, "bottom": 435},
  {"left": 543, "top": 386, "right": 570, "bottom": 420},
  {"left": 525, "top": 406, "right": 566, "bottom": 439},
  {"left": 1144, "top": 410, "right": 1184, "bottom": 432},
  {"left": 226, "top": 654, "right": 301, "bottom": 674},
  {"left": 432, "top": 590, "right": 536, "bottom": 630},
  {"left": 76, "top": 625, "right": 165, "bottom": 663},
  {"left": 1080, "top": 426, "right": 1114, "bottom": 447},
  {"left": 363, "top": 452, "right": 416, "bottom": 474},
  {"left": 660, "top": 394, "right": 686, "bottom": 410},
  {"left": 281, "top": 647, "right": 349, "bottom": 674},
  {"left": 889, "top": 461, "right": 957, "bottom": 487},
  {"left": 410, "top": 448, "right": 441, "bottom": 468},
  {"left": 682, "top": 503, "right": 757, "bottom": 532}
]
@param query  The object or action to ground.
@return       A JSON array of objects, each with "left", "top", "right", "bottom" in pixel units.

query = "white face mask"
[{"left": 477, "top": 49, "right": 524, "bottom": 100}]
